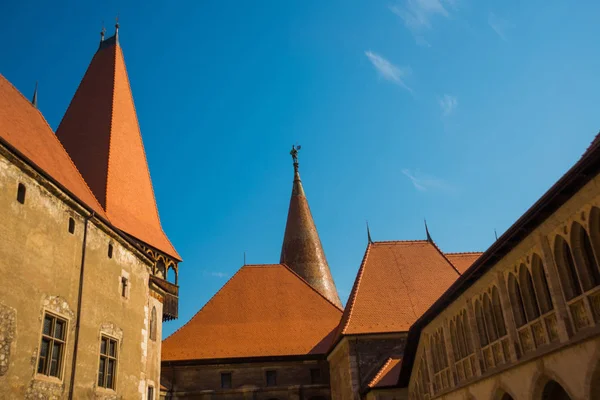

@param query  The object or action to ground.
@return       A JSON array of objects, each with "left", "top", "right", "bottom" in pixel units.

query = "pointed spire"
[
  {"left": 425, "top": 218, "right": 432, "bottom": 242},
  {"left": 55, "top": 28, "right": 179, "bottom": 260},
  {"left": 100, "top": 22, "right": 106, "bottom": 44},
  {"left": 114, "top": 16, "right": 120, "bottom": 43},
  {"left": 31, "top": 81, "right": 38, "bottom": 108},
  {"left": 280, "top": 146, "right": 342, "bottom": 308},
  {"left": 366, "top": 221, "right": 373, "bottom": 244}
]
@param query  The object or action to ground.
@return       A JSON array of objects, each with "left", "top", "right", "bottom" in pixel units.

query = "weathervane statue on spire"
[{"left": 290, "top": 144, "right": 301, "bottom": 172}]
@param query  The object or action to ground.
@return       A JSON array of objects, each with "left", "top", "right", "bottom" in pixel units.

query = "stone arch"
[
  {"left": 491, "top": 385, "right": 516, "bottom": 400},
  {"left": 531, "top": 254, "right": 554, "bottom": 314},
  {"left": 585, "top": 346, "right": 600, "bottom": 400},
  {"left": 483, "top": 293, "right": 499, "bottom": 342},
  {"left": 570, "top": 221, "right": 600, "bottom": 291},
  {"left": 530, "top": 368, "right": 579, "bottom": 400},
  {"left": 167, "top": 265, "right": 177, "bottom": 284},
  {"left": 589, "top": 206, "right": 600, "bottom": 261},
  {"left": 507, "top": 273, "right": 527, "bottom": 328},
  {"left": 519, "top": 263, "right": 541, "bottom": 321},
  {"left": 156, "top": 258, "right": 166, "bottom": 279},
  {"left": 450, "top": 319, "right": 459, "bottom": 358},
  {"left": 491, "top": 286, "right": 507, "bottom": 336},
  {"left": 475, "top": 299, "right": 489, "bottom": 346},
  {"left": 553, "top": 235, "right": 582, "bottom": 301}
]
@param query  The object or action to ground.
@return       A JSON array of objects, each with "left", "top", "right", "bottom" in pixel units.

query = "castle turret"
[{"left": 280, "top": 146, "right": 342, "bottom": 308}]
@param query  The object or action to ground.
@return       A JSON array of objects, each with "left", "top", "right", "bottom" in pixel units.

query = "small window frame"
[
  {"left": 37, "top": 312, "right": 68, "bottom": 379},
  {"left": 220, "top": 372, "right": 232, "bottom": 389},
  {"left": 17, "top": 183, "right": 26, "bottom": 204},
  {"left": 98, "top": 335, "right": 118, "bottom": 390},
  {"left": 265, "top": 370, "right": 277, "bottom": 387}
]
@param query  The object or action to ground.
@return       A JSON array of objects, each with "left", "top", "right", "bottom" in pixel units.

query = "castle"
[{"left": 1, "top": 28, "right": 599, "bottom": 400}]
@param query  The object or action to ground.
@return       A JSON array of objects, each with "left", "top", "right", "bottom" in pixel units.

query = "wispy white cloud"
[
  {"left": 390, "top": 0, "right": 457, "bottom": 41},
  {"left": 488, "top": 12, "right": 512, "bottom": 41},
  {"left": 402, "top": 169, "right": 455, "bottom": 192},
  {"left": 202, "top": 270, "right": 228, "bottom": 279},
  {"left": 438, "top": 94, "right": 458, "bottom": 116},
  {"left": 364, "top": 51, "right": 412, "bottom": 92}
]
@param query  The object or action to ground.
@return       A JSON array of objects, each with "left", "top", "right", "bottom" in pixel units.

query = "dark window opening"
[
  {"left": 147, "top": 386, "right": 154, "bottom": 400},
  {"left": 98, "top": 336, "right": 118, "bottom": 389},
  {"left": 37, "top": 313, "right": 66, "bottom": 378},
  {"left": 149, "top": 307, "right": 157, "bottom": 341},
  {"left": 108, "top": 244, "right": 113, "bottom": 259},
  {"left": 68, "top": 218, "right": 75, "bottom": 234},
  {"left": 221, "top": 372, "right": 232, "bottom": 389},
  {"left": 266, "top": 370, "right": 277, "bottom": 387},
  {"left": 17, "top": 183, "right": 26, "bottom": 204},
  {"left": 310, "top": 368, "right": 322, "bottom": 384},
  {"left": 121, "top": 277, "right": 128, "bottom": 298}
]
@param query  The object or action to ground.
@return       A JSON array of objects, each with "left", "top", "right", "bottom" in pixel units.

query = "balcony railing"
[{"left": 150, "top": 275, "right": 179, "bottom": 321}]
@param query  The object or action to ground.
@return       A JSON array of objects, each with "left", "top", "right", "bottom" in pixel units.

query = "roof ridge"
[
  {"left": 372, "top": 240, "right": 429, "bottom": 244},
  {"left": 243, "top": 263, "right": 284, "bottom": 268},
  {"left": 2, "top": 75, "right": 106, "bottom": 215},
  {"left": 338, "top": 241, "right": 372, "bottom": 338},
  {"left": 162, "top": 266, "right": 244, "bottom": 341},
  {"left": 279, "top": 264, "right": 344, "bottom": 312},
  {"left": 428, "top": 240, "right": 461, "bottom": 276},
  {"left": 445, "top": 251, "right": 484, "bottom": 256},
  {"left": 105, "top": 44, "right": 118, "bottom": 211}
]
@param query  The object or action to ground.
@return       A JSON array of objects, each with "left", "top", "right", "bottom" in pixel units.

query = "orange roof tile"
[
  {"left": 334, "top": 241, "right": 460, "bottom": 339},
  {"left": 0, "top": 74, "right": 107, "bottom": 218},
  {"left": 162, "top": 264, "right": 343, "bottom": 361},
  {"left": 56, "top": 38, "right": 179, "bottom": 260},
  {"left": 368, "top": 357, "right": 402, "bottom": 388},
  {"left": 445, "top": 252, "right": 483, "bottom": 274}
]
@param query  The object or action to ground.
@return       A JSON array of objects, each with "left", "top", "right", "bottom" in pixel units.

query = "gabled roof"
[
  {"left": 55, "top": 35, "right": 179, "bottom": 260},
  {"left": 445, "top": 252, "right": 483, "bottom": 274},
  {"left": 0, "top": 74, "right": 107, "bottom": 218},
  {"left": 368, "top": 358, "right": 402, "bottom": 389},
  {"left": 280, "top": 159, "right": 341, "bottom": 308},
  {"left": 161, "top": 264, "right": 343, "bottom": 361},
  {"left": 333, "top": 240, "right": 461, "bottom": 343}
]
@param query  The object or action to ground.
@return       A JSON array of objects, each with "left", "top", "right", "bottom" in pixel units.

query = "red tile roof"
[
  {"left": 333, "top": 241, "right": 461, "bottom": 340},
  {"left": 445, "top": 252, "right": 483, "bottom": 274},
  {"left": 0, "top": 74, "right": 107, "bottom": 218},
  {"left": 56, "top": 39, "right": 179, "bottom": 260},
  {"left": 368, "top": 358, "right": 402, "bottom": 388},
  {"left": 162, "top": 264, "right": 343, "bottom": 361}
]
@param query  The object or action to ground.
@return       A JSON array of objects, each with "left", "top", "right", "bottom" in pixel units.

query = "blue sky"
[{"left": 2, "top": 0, "right": 599, "bottom": 338}]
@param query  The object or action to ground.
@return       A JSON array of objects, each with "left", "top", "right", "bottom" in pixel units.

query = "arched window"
[
  {"left": 156, "top": 259, "right": 166, "bottom": 279},
  {"left": 461, "top": 311, "right": 473, "bottom": 354},
  {"left": 542, "top": 380, "right": 572, "bottom": 400},
  {"left": 474, "top": 300, "right": 489, "bottom": 346},
  {"left": 518, "top": 264, "right": 540, "bottom": 321},
  {"left": 554, "top": 235, "right": 582, "bottom": 300},
  {"left": 491, "top": 287, "right": 507, "bottom": 337},
  {"left": 438, "top": 330, "right": 448, "bottom": 369},
  {"left": 570, "top": 222, "right": 600, "bottom": 291},
  {"left": 507, "top": 273, "right": 527, "bottom": 328},
  {"left": 483, "top": 294, "right": 498, "bottom": 342},
  {"left": 531, "top": 254, "right": 553, "bottom": 314},
  {"left": 167, "top": 266, "right": 177, "bottom": 284},
  {"left": 17, "top": 183, "right": 26, "bottom": 204},
  {"left": 449, "top": 320, "right": 459, "bottom": 359},
  {"left": 429, "top": 336, "right": 439, "bottom": 373},
  {"left": 149, "top": 307, "right": 157, "bottom": 341}
]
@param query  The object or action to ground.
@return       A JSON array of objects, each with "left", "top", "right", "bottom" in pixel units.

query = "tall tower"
[
  {"left": 280, "top": 146, "right": 342, "bottom": 308},
  {"left": 55, "top": 24, "right": 180, "bottom": 319}
]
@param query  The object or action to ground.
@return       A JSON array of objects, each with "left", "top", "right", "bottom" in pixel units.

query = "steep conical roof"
[
  {"left": 56, "top": 30, "right": 179, "bottom": 260},
  {"left": 280, "top": 148, "right": 341, "bottom": 307}
]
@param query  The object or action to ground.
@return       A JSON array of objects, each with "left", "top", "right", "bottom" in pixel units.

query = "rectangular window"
[
  {"left": 147, "top": 385, "right": 154, "bottom": 400},
  {"left": 98, "top": 336, "right": 118, "bottom": 389},
  {"left": 266, "top": 370, "right": 277, "bottom": 387},
  {"left": 37, "top": 313, "right": 66, "bottom": 378},
  {"left": 121, "top": 277, "right": 128, "bottom": 298},
  {"left": 221, "top": 372, "right": 232, "bottom": 389},
  {"left": 310, "top": 368, "right": 321, "bottom": 384}
]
